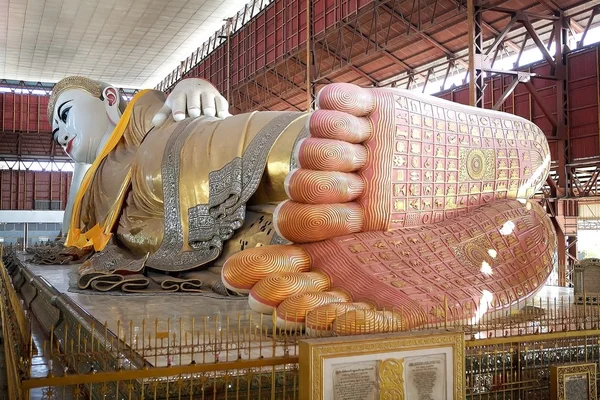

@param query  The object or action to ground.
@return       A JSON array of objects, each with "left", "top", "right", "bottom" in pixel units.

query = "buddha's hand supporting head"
[
  {"left": 152, "top": 78, "right": 231, "bottom": 127},
  {"left": 49, "top": 76, "right": 124, "bottom": 164}
]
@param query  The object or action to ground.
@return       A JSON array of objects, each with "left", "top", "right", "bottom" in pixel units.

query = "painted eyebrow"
[
  {"left": 57, "top": 99, "right": 73, "bottom": 119},
  {"left": 51, "top": 127, "right": 60, "bottom": 144}
]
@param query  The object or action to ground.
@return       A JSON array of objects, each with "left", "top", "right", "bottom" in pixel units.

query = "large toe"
[
  {"left": 274, "top": 201, "right": 363, "bottom": 243},
  {"left": 221, "top": 245, "right": 310, "bottom": 294},
  {"left": 297, "top": 138, "right": 367, "bottom": 172},
  {"left": 316, "top": 83, "right": 376, "bottom": 116},
  {"left": 309, "top": 109, "right": 372, "bottom": 143},
  {"left": 285, "top": 169, "right": 364, "bottom": 204}
]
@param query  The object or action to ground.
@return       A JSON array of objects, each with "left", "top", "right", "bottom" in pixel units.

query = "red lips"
[{"left": 66, "top": 138, "right": 74, "bottom": 154}]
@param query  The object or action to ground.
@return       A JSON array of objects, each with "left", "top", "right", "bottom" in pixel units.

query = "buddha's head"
[{"left": 48, "top": 76, "right": 126, "bottom": 163}]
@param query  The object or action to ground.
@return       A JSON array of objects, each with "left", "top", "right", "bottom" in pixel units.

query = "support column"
[
  {"left": 555, "top": 11, "right": 569, "bottom": 187},
  {"left": 225, "top": 17, "right": 232, "bottom": 104},
  {"left": 467, "top": 0, "right": 484, "bottom": 107},
  {"left": 554, "top": 12, "right": 571, "bottom": 287},
  {"left": 567, "top": 235, "right": 578, "bottom": 285},
  {"left": 554, "top": 220, "right": 567, "bottom": 286},
  {"left": 306, "top": 0, "right": 315, "bottom": 111},
  {"left": 23, "top": 222, "right": 28, "bottom": 251}
]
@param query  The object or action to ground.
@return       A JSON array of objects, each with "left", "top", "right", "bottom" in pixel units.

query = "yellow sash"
[{"left": 65, "top": 90, "right": 149, "bottom": 251}]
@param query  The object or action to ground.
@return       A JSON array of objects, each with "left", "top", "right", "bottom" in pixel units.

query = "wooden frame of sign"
[
  {"left": 550, "top": 363, "right": 597, "bottom": 400},
  {"left": 298, "top": 330, "right": 465, "bottom": 400}
]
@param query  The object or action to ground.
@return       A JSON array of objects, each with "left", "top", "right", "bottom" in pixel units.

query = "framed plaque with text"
[
  {"left": 298, "top": 330, "right": 464, "bottom": 400},
  {"left": 550, "top": 363, "right": 597, "bottom": 400}
]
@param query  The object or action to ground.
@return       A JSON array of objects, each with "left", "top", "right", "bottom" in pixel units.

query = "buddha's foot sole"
[
  {"left": 223, "top": 199, "right": 556, "bottom": 334},
  {"left": 275, "top": 83, "right": 551, "bottom": 243}
]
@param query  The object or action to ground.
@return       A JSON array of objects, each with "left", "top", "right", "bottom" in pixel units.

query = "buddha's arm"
[
  {"left": 62, "top": 162, "right": 91, "bottom": 234},
  {"left": 116, "top": 110, "right": 307, "bottom": 259}
]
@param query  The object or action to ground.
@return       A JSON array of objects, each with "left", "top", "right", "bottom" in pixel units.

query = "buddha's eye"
[
  {"left": 52, "top": 127, "right": 59, "bottom": 144},
  {"left": 60, "top": 106, "right": 72, "bottom": 123}
]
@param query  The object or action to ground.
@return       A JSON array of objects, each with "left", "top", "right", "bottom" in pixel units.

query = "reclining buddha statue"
[{"left": 50, "top": 75, "right": 555, "bottom": 333}]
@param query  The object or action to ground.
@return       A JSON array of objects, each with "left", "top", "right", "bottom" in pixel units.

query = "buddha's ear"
[{"left": 102, "top": 86, "right": 121, "bottom": 125}]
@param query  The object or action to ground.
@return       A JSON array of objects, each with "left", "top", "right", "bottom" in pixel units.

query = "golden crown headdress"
[{"left": 47, "top": 76, "right": 104, "bottom": 124}]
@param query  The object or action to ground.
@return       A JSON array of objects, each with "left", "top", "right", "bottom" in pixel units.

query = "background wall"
[{"left": 0, "top": 210, "right": 63, "bottom": 246}]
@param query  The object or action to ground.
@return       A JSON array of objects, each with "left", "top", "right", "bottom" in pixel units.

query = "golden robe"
[{"left": 72, "top": 90, "right": 307, "bottom": 277}]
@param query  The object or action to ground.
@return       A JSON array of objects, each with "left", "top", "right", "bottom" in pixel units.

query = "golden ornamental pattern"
[
  {"left": 459, "top": 148, "right": 496, "bottom": 182},
  {"left": 48, "top": 76, "right": 104, "bottom": 122},
  {"left": 379, "top": 358, "right": 405, "bottom": 400}
]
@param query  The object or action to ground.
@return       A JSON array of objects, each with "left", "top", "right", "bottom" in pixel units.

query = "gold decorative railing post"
[{"left": 0, "top": 246, "right": 32, "bottom": 400}]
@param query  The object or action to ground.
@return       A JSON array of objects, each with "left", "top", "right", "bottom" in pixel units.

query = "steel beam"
[
  {"left": 492, "top": 76, "right": 520, "bottom": 110},
  {"left": 467, "top": 0, "right": 485, "bottom": 107},
  {"left": 554, "top": 12, "right": 571, "bottom": 288},
  {"left": 480, "top": 21, "right": 522, "bottom": 53},
  {"left": 514, "top": 33, "right": 529, "bottom": 67},
  {"left": 441, "top": 60, "right": 454, "bottom": 90},
  {"left": 523, "top": 81, "right": 558, "bottom": 128},
  {"left": 554, "top": 13, "right": 569, "bottom": 141},
  {"left": 313, "top": 40, "right": 379, "bottom": 85},
  {"left": 233, "top": 87, "right": 267, "bottom": 112},
  {"left": 0, "top": 154, "right": 71, "bottom": 163},
  {"left": 578, "top": 7, "right": 600, "bottom": 47},
  {"left": 422, "top": 68, "right": 433, "bottom": 93},
  {"left": 254, "top": 79, "right": 301, "bottom": 111},
  {"left": 0, "top": 80, "right": 52, "bottom": 95},
  {"left": 482, "top": 7, "right": 559, "bottom": 21},
  {"left": 454, "top": 2, "right": 522, "bottom": 53},
  {"left": 381, "top": 3, "right": 469, "bottom": 70},
  {"left": 536, "top": 0, "right": 562, "bottom": 12},
  {"left": 343, "top": 23, "right": 414, "bottom": 73},
  {"left": 566, "top": 160, "right": 600, "bottom": 197},
  {"left": 384, "top": 3, "right": 455, "bottom": 59},
  {"left": 551, "top": 210, "right": 568, "bottom": 286},
  {"left": 484, "top": 14, "right": 519, "bottom": 57},
  {"left": 520, "top": 16, "right": 556, "bottom": 66},
  {"left": 306, "top": 0, "right": 313, "bottom": 110}
]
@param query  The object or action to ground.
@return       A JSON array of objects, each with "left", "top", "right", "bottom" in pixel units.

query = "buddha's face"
[{"left": 51, "top": 88, "right": 116, "bottom": 164}]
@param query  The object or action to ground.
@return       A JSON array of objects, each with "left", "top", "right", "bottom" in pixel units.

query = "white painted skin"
[
  {"left": 152, "top": 78, "right": 231, "bottom": 127},
  {"left": 62, "top": 162, "right": 91, "bottom": 234},
  {"left": 51, "top": 78, "right": 231, "bottom": 234},
  {"left": 52, "top": 87, "right": 120, "bottom": 232},
  {"left": 51, "top": 88, "right": 119, "bottom": 165}
]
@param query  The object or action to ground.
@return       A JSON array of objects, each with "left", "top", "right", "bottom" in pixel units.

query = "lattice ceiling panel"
[{"left": 0, "top": 0, "right": 250, "bottom": 88}]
